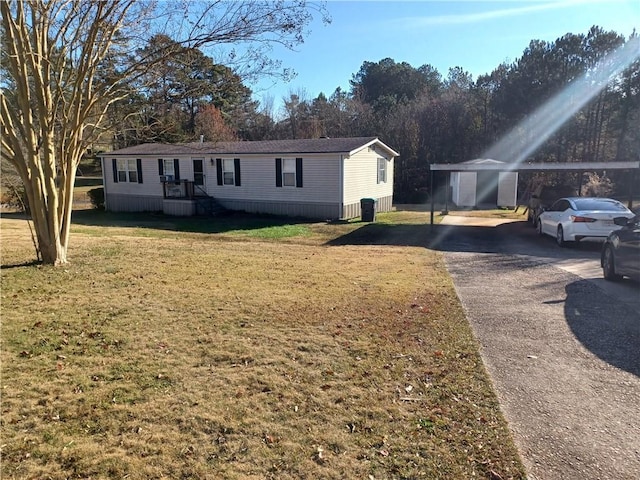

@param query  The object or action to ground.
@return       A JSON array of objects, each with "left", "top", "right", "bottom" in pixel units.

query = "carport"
[{"left": 428, "top": 160, "right": 640, "bottom": 225}]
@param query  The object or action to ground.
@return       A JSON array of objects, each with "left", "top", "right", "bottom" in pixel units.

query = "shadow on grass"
[
  {"left": 329, "top": 221, "right": 527, "bottom": 253},
  {"left": 66, "top": 209, "right": 316, "bottom": 235},
  {"left": 327, "top": 219, "right": 603, "bottom": 257},
  {"left": 565, "top": 279, "right": 640, "bottom": 378},
  {"left": 1, "top": 259, "right": 42, "bottom": 269}
]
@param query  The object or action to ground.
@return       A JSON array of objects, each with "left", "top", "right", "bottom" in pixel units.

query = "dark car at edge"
[{"left": 601, "top": 211, "right": 640, "bottom": 282}]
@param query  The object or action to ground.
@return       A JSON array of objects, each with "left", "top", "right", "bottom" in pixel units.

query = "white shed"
[{"left": 450, "top": 159, "right": 518, "bottom": 208}]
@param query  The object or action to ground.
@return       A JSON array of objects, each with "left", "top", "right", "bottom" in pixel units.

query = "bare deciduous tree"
[{"left": 1, "top": 0, "right": 328, "bottom": 265}]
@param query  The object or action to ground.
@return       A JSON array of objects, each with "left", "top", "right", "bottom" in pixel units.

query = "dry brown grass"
[
  {"left": 1, "top": 213, "right": 525, "bottom": 479},
  {"left": 445, "top": 208, "right": 528, "bottom": 220}
]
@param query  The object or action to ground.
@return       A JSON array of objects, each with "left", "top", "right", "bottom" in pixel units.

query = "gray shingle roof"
[{"left": 101, "top": 137, "right": 399, "bottom": 157}]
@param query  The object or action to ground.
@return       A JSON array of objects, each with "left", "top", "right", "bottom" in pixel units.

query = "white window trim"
[
  {"left": 117, "top": 159, "right": 138, "bottom": 183},
  {"left": 163, "top": 159, "right": 175, "bottom": 180},
  {"left": 377, "top": 157, "right": 387, "bottom": 184},
  {"left": 222, "top": 158, "right": 235, "bottom": 186},
  {"left": 282, "top": 158, "right": 296, "bottom": 187}
]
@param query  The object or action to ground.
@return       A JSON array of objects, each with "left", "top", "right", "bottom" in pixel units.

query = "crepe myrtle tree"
[{"left": 0, "top": 0, "right": 328, "bottom": 265}]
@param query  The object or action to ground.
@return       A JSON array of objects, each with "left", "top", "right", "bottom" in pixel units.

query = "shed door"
[{"left": 476, "top": 171, "right": 499, "bottom": 206}]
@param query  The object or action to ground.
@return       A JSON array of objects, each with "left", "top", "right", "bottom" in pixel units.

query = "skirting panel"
[
  {"left": 163, "top": 199, "right": 196, "bottom": 216},
  {"left": 342, "top": 195, "right": 393, "bottom": 219},
  {"left": 217, "top": 199, "right": 341, "bottom": 220},
  {"left": 106, "top": 194, "right": 392, "bottom": 221},
  {"left": 106, "top": 194, "right": 163, "bottom": 212}
]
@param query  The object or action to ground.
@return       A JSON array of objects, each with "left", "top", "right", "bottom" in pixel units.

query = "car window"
[
  {"left": 573, "top": 198, "right": 628, "bottom": 211},
  {"left": 549, "top": 199, "right": 568, "bottom": 211}
]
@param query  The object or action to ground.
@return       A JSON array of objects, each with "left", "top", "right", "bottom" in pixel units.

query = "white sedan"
[{"left": 537, "top": 197, "right": 635, "bottom": 247}]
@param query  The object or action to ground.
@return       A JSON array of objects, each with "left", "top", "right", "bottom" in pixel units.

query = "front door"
[{"left": 192, "top": 159, "right": 206, "bottom": 195}]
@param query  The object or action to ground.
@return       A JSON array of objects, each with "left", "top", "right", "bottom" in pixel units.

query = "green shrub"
[{"left": 87, "top": 187, "right": 105, "bottom": 210}]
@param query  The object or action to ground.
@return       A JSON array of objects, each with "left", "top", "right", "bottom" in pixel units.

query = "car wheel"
[
  {"left": 556, "top": 225, "right": 568, "bottom": 247},
  {"left": 602, "top": 246, "right": 622, "bottom": 281}
]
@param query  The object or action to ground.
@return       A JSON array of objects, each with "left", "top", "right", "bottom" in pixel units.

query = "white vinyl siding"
[
  {"left": 105, "top": 157, "right": 167, "bottom": 198},
  {"left": 206, "top": 154, "right": 339, "bottom": 203},
  {"left": 343, "top": 149, "right": 394, "bottom": 205}
]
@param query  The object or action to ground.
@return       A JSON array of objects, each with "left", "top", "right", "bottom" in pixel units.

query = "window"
[
  {"left": 216, "top": 158, "right": 241, "bottom": 186},
  {"left": 282, "top": 158, "right": 296, "bottom": 186},
  {"left": 550, "top": 199, "right": 571, "bottom": 212},
  {"left": 275, "top": 158, "right": 303, "bottom": 188},
  {"left": 113, "top": 158, "right": 142, "bottom": 183},
  {"left": 223, "top": 159, "right": 235, "bottom": 185},
  {"left": 573, "top": 198, "right": 628, "bottom": 212},
  {"left": 158, "top": 159, "right": 180, "bottom": 181},
  {"left": 377, "top": 157, "right": 387, "bottom": 184},
  {"left": 162, "top": 159, "right": 175, "bottom": 179}
]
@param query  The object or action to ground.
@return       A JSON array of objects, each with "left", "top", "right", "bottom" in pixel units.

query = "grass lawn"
[{"left": 1, "top": 210, "right": 526, "bottom": 479}]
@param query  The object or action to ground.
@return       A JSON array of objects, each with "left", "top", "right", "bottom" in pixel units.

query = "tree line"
[{"left": 109, "top": 26, "right": 639, "bottom": 202}]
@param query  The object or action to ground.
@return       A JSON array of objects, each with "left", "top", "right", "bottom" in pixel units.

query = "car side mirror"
[{"left": 613, "top": 216, "right": 631, "bottom": 226}]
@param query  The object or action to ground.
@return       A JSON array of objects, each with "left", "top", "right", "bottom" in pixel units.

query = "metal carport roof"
[{"left": 428, "top": 160, "right": 640, "bottom": 224}]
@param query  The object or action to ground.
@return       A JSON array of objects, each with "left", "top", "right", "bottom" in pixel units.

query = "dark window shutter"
[
  {"left": 158, "top": 159, "right": 163, "bottom": 176},
  {"left": 275, "top": 158, "right": 282, "bottom": 187},
  {"left": 173, "top": 159, "right": 180, "bottom": 180},
  {"left": 296, "top": 157, "right": 303, "bottom": 188},
  {"left": 234, "top": 158, "right": 241, "bottom": 186},
  {"left": 216, "top": 158, "right": 223, "bottom": 185},
  {"left": 112, "top": 158, "right": 118, "bottom": 183},
  {"left": 136, "top": 158, "right": 143, "bottom": 183}
]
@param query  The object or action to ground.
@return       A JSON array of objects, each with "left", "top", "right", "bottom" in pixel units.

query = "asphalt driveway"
[{"left": 439, "top": 215, "right": 640, "bottom": 480}]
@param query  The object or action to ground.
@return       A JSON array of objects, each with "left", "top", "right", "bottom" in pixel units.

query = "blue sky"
[{"left": 249, "top": 0, "right": 639, "bottom": 113}]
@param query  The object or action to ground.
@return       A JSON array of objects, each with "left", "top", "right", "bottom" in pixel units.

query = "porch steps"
[{"left": 194, "top": 196, "right": 226, "bottom": 216}]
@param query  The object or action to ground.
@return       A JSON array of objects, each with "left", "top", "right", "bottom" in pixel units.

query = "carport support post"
[
  {"left": 629, "top": 167, "right": 638, "bottom": 209},
  {"left": 430, "top": 166, "right": 435, "bottom": 226},
  {"left": 577, "top": 171, "right": 583, "bottom": 196}
]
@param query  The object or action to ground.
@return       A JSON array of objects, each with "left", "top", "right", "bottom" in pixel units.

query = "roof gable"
[{"left": 463, "top": 158, "right": 505, "bottom": 165}]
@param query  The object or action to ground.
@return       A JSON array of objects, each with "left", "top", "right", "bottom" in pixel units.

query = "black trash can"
[{"left": 360, "top": 197, "right": 377, "bottom": 222}]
